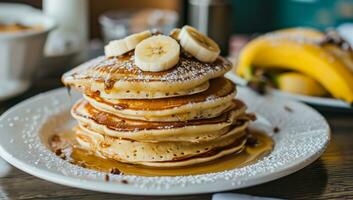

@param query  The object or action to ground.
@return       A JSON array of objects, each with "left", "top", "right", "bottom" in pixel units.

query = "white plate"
[
  {"left": 0, "top": 87, "right": 330, "bottom": 195},
  {"left": 0, "top": 81, "right": 30, "bottom": 101},
  {"left": 225, "top": 72, "right": 352, "bottom": 109}
]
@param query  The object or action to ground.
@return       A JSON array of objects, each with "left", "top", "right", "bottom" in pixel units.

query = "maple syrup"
[{"left": 50, "top": 129, "right": 273, "bottom": 176}]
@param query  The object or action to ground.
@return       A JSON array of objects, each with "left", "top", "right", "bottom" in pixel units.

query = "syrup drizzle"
[
  {"left": 49, "top": 129, "right": 273, "bottom": 176},
  {"left": 66, "top": 86, "right": 72, "bottom": 98}
]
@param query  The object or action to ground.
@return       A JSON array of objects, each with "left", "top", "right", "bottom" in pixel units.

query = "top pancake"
[{"left": 62, "top": 52, "right": 232, "bottom": 99}]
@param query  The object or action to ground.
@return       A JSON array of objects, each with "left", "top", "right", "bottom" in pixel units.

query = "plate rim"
[{"left": 0, "top": 87, "right": 331, "bottom": 195}]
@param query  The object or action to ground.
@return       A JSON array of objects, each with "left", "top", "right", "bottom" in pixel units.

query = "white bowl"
[{"left": 0, "top": 3, "right": 56, "bottom": 100}]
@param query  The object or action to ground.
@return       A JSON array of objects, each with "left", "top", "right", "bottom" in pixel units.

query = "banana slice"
[
  {"left": 104, "top": 30, "right": 151, "bottom": 57},
  {"left": 135, "top": 35, "right": 180, "bottom": 72},
  {"left": 178, "top": 25, "right": 220, "bottom": 63},
  {"left": 169, "top": 28, "right": 181, "bottom": 40}
]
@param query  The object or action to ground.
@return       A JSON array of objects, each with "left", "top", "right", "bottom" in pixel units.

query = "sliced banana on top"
[
  {"left": 104, "top": 30, "right": 152, "bottom": 57},
  {"left": 169, "top": 28, "right": 181, "bottom": 40},
  {"left": 135, "top": 35, "right": 180, "bottom": 72},
  {"left": 178, "top": 25, "right": 220, "bottom": 63}
]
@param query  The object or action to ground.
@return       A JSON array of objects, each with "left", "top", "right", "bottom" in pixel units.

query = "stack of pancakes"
[{"left": 62, "top": 45, "right": 255, "bottom": 168}]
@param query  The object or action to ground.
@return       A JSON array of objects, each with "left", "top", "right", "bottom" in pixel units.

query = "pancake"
[
  {"left": 58, "top": 28, "right": 263, "bottom": 170},
  {"left": 62, "top": 52, "right": 232, "bottom": 99},
  {"left": 84, "top": 77, "right": 236, "bottom": 121},
  {"left": 75, "top": 125, "right": 248, "bottom": 167},
  {"left": 71, "top": 99, "right": 252, "bottom": 142}
]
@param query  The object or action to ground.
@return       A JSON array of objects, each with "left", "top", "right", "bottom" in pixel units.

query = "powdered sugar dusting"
[
  {"left": 64, "top": 53, "right": 232, "bottom": 84},
  {"left": 0, "top": 87, "right": 329, "bottom": 192}
]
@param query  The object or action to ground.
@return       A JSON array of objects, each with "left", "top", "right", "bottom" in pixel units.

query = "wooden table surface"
[{"left": 0, "top": 78, "right": 352, "bottom": 200}]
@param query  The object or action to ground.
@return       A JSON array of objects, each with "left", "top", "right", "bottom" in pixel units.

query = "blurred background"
[
  {"left": 4, "top": 0, "right": 353, "bottom": 38},
  {"left": 1, "top": 0, "right": 353, "bottom": 68}
]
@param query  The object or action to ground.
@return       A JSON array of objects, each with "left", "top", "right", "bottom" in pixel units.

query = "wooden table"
[{"left": 0, "top": 78, "right": 352, "bottom": 200}]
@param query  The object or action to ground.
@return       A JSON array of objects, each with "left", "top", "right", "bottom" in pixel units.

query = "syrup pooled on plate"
[{"left": 49, "top": 129, "right": 273, "bottom": 176}]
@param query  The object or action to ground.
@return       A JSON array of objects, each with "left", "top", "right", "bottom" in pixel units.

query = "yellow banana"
[
  {"left": 236, "top": 28, "right": 353, "bottom": 103},
  {"left": 277, "top": 72, "right": 328, "bottom": 97}
]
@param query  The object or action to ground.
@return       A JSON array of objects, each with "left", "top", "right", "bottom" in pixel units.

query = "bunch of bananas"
[{"left": 236, "top": 28, "right": 353, "bottom": 104}]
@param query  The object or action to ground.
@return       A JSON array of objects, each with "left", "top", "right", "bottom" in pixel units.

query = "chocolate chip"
[
  {"left": 105, "top": 174, "right": 110, "bottom": 181},
  {"left": 121, "top": 179, "right": 128, "bottom": 184},
  {"left": 246, "top": 135, "right": 259, "bottom": 147},
  {"left": 110, "top": 167, "right": 122, "bottom": 175},
  {"left": 54, "top": 149, "right": 66, "bottom": 160},
  {"left": 54, "top": 148, "right": 62, "bottom": 156},
  {"left": 273, "top": 126, "right": 280, "bottom": 133}
]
